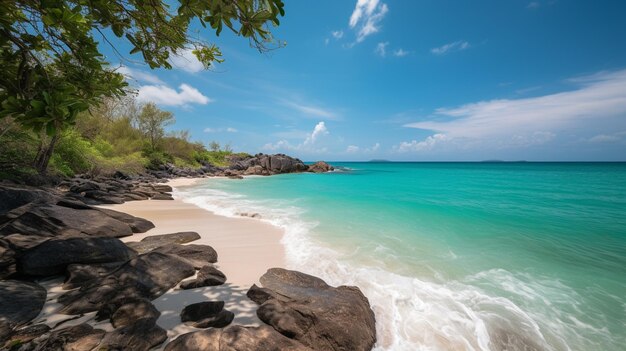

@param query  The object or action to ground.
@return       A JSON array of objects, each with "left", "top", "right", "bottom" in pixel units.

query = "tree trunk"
[{"left": 34, "top": 133, "right": 60, "bottom": 175}]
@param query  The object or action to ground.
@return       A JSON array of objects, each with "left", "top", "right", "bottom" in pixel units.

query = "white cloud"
[
  {"left": 346, "top": 145, "right": 360, "bottom": 153},
  {"left": 431, "top": 41, "right": 470, "bottom": 55},
  {"left": 204, "top": 127, "right": 238, "bottom": 133},
  {"left": 117, "top": 66, "right": 164, "bottom": 85},
  {"left": 375, "top": 42, "right": 389, "bottom": 57},
  {"left": 527, "top": 2, "right": 540, "bottom": 9},
  {"left": 402, "top": 69, "right": 626, "bottom": 151},
  {"left": 332, "top": 30, "right": 344, "bottom": 39},
  {"left": 304, "top": 122, "right": 329, "bottom": 145},
  {"left": 137, "top": 84, "right": 211, "bottom": 106},
  {"left": 325, "top": 38, "right": 330, "bottom": 45},
  {"left": 588, "top": 132, "right": 625, "bottom": 143},
  {"left": 283, "top": 101, "right": 338, "bottom": 120},
  {"left": 349, "top": 0, "right": 389, "bottom": 43},
  {"left": 396, "top": 134, "right": 449, "bottom": 152},
  {"left": 169, "top": 48, "right": 205, "bottom": 73},
  {"left": 371, "top": 142, "right": 380, "bottom": 151},
  {"left": 263, "top": 122, "right": 330, "bottom": 153},
  {"left": 393, "top": 48, "right": 409, "bottom": 57}
]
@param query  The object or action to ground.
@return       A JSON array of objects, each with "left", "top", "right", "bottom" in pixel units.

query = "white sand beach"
[{"left": 34, "top": 177, "right": 287, "bottom": 347}]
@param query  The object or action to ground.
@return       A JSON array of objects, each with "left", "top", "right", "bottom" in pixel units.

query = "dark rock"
[
  {"left": 0, "top": 185, "right": 56, "bottom": 216},
  {"left": 111, "top": 299, "right": 161, "bottom": 328},
  {"left": 180, "top": 301, "right": 233, "bottom": 328},
  {"left": 18, "top": 237, "right": 136, "bottom": 276},
  {"left": 307, "top": 161, "right": 334, "bottom": 173},
  {"left": 58, "top": 252, "right": 195, "bottom": 314},
  {"left": 69, "top": 180, "right": 103, "bottom": 193},
  {"left": 0, "top": 281, "right": 46, "bottom": 340},
  {"left": 113, "top": 171, "right": 131, "bottom": 180},
  {"left": 123, "top": 193, "right": 149, "bottom": 201},
  {"left": 0, "top": 240, "right": 16, "bottom": 279},
  {"left": 2, "top": 324, "right": 50, "bottom": 347},
  {"left": 0, "top": 203, "right": 134, "bottom": 238},
  {"left": 259, "top": 154, "right": 308, "bottom": 174},
  {"left": 98, "top": 317, "right": 166, "bottom": 351},
  {"left": 63, "top": 262, "right": 124, "bottom": 290},
  {"left": 164, "top": 325, "right": 314, "bottom": 351},
  {"left": 55, "top": 199, "right": 93, "bottom": 210},
  {"left": 180, "top": 265, "right": 226, "bottom": 289},
  {"left": 32, "top": 323, "right": 105, "bottom": 351},
  {"left": 152, "top": 184, "right": 173, "bottom": 192},
  {"left": 96, "top": 208, "right": 155, "bottom": 233},
  {"left": 153, "top": 244, "right": 217, "bottom": 269},
  {"left": 83, "top": 190, "right": 124, "bottom": 204},
  {"left": 247, "top": 268, "right": 376, "bottom": 351},
  {"left": 2, "top": 234, "right": 49, "bottom": 252},
  {"left": 126, "top": 231, "right": 201, "bottom": 254},
  {"left": 151, "top": 193, "right": 174, "bottom": 200}
]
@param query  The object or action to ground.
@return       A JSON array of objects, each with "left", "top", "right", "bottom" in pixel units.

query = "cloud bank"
[
  {"left": 137, "top": 84, "right": 212, "bottom": 106},
  {"left": 399, "top": 69, "right": 626, "bottom": 152}
]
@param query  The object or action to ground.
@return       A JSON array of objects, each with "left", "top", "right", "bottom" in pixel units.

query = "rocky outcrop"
[
  {"left": 180, "top": 301, "right": 234, "bottom": 328},
  {"left": 0, "top": 280, "right": 47, "bottom": 341},
  {"left": 63, "top": 261, "right": 125, "bottom": 290},
  {"left": 0, "top": 201, "right": 136, "bottom": 238},
  {"left": 30, "top": 323, "right": 105, "bottom": 351},
  {"left": 247, "top": 268, "right": 376, "bottom": 351},
  {"left": 164, "top": 325, "right": 314, "bottom": 351},
  {"left": 180, "top": 265, "right": 226, "bottom": 289},
  {"left": 225, "top": 154, "right": 332, "bottom": 176},
  {"left": 97, "top": 317, "right": 167, "bottom": 351},
  {"left": 110, "top": 299, "right": 161, "bottom": 328},
  {"left": 126, "top": 231, "right": 201, "bottom": 254},
  {"left": 58, "top": 252, "right": 195, "bottom": 314},
  {"left": 18, "top": 237, "right": 136, "bottom": 276},
  {"left": 153, "top": 243, "right": 218, "bottom": 269},
  {"left": 307, "top": 161, "right": 334, "bottom": 173}
]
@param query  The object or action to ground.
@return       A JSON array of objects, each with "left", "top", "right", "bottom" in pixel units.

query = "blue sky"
[{"left": 107, "top": 0, "right": 626, "bottom": 161}]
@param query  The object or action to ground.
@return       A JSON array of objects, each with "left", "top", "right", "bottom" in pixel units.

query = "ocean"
[{"left": 175, "top": 162, "right": 626, "bottom": 350}]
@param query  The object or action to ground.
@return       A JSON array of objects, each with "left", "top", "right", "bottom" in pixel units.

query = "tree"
[
  {"left": 209, "top": 141, "right": 221, "bottom": 152},
  {"left": 0, "top": 0, "right": 285, "bottom": 173},
  {"left": 137, "top": 103, "right": 174, "bottom": 151}
]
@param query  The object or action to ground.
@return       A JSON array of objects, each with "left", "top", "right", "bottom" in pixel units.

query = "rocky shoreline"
[{"left": 0, "top": 155, "right": 376, "bottom": 351}]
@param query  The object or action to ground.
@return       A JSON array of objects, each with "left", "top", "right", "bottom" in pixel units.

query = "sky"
[{"left": 104, "top": 0, "right": 626, "bottom": 161}]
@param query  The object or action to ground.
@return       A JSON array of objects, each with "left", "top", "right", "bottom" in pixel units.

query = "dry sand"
[{"left": 35, "top": 177, "right": 287, "bottom": 347}]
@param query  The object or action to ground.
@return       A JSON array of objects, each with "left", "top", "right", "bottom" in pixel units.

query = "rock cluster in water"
[{"left": 0, "top": 158, "right": 376, "bottom": 350}]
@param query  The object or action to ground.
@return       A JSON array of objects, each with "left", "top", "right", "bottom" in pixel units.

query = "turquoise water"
[{"left": 177, "top": 162, "right": 626, "bottom": 350}]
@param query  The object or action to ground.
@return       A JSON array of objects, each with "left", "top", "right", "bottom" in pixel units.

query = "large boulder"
[
  {"left": 63, "top": 261, "right": 125, "bottom": 290},
  {"left": 0, "top": 281, "right": 47, "bottom": 341},
  {"left": 58, "top": 252, "right": 195, "bottom": 315},
  {"left": 110, "top": 299, "right": 161, "bottom": 328},
  {"left": 31, "top": 323, "right": 105, "bottom": 351},
  {"left": 247, "top": 268, "right": 376, "bottom": 351},
  {"left": 180, "top": 265, "right": 226, "bottom": 289},
  {"left": 18, "top": 237, "right": 136, "bottom": 276},
  {"left": 0, "top": 202, "right": 134, "bottom": 238},
  {"left": 307, "top": 161, "right": 334, "bottom": 173},
  {"left": 164, "top": 325, "right": 314, "bottom": 351},
  {"left": 0, "top": 185, "right": 56, "bottom": 217},
  {"left": 96, "top": 208, "right": 155, "bottom": 233},
  {"left": 258, "top": 154, "right": 308, "bottom": 174},
  {"left": 98, "top": 318, "right": 167, "bottom": 351},
  {"left": 180, "top": 301, "right": 233, "bottom": 328},
  {"left": 126, "top": 231, "right": 201, "bottom": 254},
  {"left": 153, "top": 243, "right": 217, "bottom": 269}
]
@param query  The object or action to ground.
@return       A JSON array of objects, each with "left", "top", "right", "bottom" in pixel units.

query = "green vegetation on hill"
[
  {"left": 0, "top": 95, "right": 241, "bottom": 181},
  {"left": 0, "top": 0, "right": 284, "bottom": 174}
]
